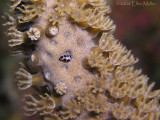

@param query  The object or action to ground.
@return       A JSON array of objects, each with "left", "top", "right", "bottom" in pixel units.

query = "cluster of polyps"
[{"left": 3, "top": 0, "right": 160, "bottom": 120}]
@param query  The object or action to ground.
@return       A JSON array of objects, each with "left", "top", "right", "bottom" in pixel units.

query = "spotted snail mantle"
[{"left": 3, "top": 0, "right": 160, "bottom": 120}]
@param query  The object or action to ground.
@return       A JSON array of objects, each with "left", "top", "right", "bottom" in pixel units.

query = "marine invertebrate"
[
  {"left": 44, "top": 114, "right": 61, "bottom": 120},
  {"left": 27, "top": 25, "right": 43, "bottom": 41},
  {"left": 108, "top": 79, "right": 129, "bottom": 99},
  {"left": 16, "top": 0, "right": 46, "bottom": 23},
  {"left": 2, "top": 13, "right": 16, "bottom": 27},
  {"left": 88, "top": 9, "right": 115, "bottom": 31},
  {"left": 89, "top": 75, "right": 107, "bottom": 93},
  {"left": 46, "top": 25, "right": 59, "bottom": 37},
  {"left": 9, "top": 0, "right": 22, "bottom": 10},
  {"left": 24, "top": 93, "right": 55, "bottom": 116},
  {"left": 16, "top": 68, "right": 45, "bottom": 90},
  {"left": 61, "top": 99, "right": 82, "bottom": 119},
  {"left": 76, "top": 89, "right": 90, "bottom": 103},
  {"left": 3, "top": 0, "right": 160, "bottom": 120},
  {"left": 112, "top": 102, "right": 136, "bottom": 120},
  {"left": 88, "top": 46, "right": 108, "bottom": 67},
  {"left": 85, "top": 94, "right": 107, "bottom": 114},
  {"left": 69, "top": 2, "right": 92, "bottom": 22},
  {"left": 59, "top": 54, "right": 72, "bottom": 62},
  {"left": 109, "top": 47, "right": 138, "bottom": 66},
  {"left": 49, "top": 9, "right": 65, "bottom": 25},
  {"left": 55, "top": 0, "right": 73, "bottom": 16},
  {"left": 99, "top": 32, "right": 120, "bottom": 52},
  {"left": 28, "top": 53, "right": 40, "bottom": 67},
  {"left": 115, "top": 66, "right": 142, "bottom": 82},
  {"left": 7, "top": 26, "right": 27, "bottom": 47},
  {"left": 55, "top": 82, "right": 67, "bottom": 95}
]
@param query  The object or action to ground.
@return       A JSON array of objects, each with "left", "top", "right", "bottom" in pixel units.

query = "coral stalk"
[{"left": 3, "top": 0, "right": 160, "bottom": 120}]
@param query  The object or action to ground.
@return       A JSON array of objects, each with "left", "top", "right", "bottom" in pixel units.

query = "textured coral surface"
[{"left": 3, "top": 0, "right": 160, "bottom": 120}]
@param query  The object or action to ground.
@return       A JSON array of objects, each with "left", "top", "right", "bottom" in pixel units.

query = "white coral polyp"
[
  {"left": 55, "top": 82, "right": 67, "bottom": 95},
  {"left": 48, "top": 26, "right": 59, "bottom": 36},
  {"left": 27, "top": 27, "right": 41, "bottom": 40}
]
